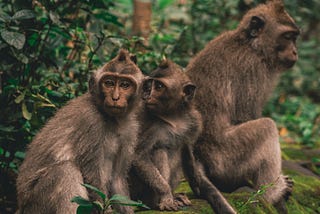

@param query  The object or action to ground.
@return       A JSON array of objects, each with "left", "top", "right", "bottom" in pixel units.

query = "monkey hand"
[
  {"left": 174, "top": 193, "right": 191, "bottom": 207},
  {"left": 158, "top": 195, "right": 180, "bottom": 211}
]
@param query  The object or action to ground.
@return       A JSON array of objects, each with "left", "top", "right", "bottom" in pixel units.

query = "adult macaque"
[
  {"left": 129, "top": 60, "right": 236, "bottom": 213},
  {"left": 16, "top": 49, "right": 144, "bottom": 214},
  {"left": 186, "top": 0, "right": 299, "bottom": 213}
]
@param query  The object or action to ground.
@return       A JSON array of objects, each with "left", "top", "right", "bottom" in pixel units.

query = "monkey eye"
[
  {"left": 154, "top": 81, "right": 165, "bottom": 91},
  {"left": 103, "top": 79, "right": 115, "bottom": 87},
  {"left": 282, "top": 32, "right": 298, "bottom": 41},
  {"left": 120, "top": 80, "right": 132, "bottom": 89},
  {"left": 143, "top": 80, "right": 153, "bottom": 92}
]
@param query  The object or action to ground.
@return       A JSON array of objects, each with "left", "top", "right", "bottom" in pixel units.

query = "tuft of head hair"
[
  {"left": 267, "top": 0, "right": 285, "bottom": 13},
  {"left": 159, "top": 59, "right": 170, "bottom": 69}
]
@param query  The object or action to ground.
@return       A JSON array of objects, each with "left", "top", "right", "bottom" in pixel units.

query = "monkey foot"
[
  {"left": 158, "top": 196, "right": 181, "bottom": 211},
  {"left": 174, "top": 193, "right": 192, "bottom": 207},
  {"left": 283, "top": 175, "right": 294, "bottom": 200}
]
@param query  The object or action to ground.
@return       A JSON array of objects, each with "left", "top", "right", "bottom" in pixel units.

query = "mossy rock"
[{"left": 136, "top": 174, "right": 320, "bottom": 214}]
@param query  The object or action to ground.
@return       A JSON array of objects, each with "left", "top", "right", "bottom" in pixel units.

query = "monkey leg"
[
  {"left": 181, "top": 145, "right": 237, "bottom": 214},
  {"left": 221, "top": 118, "right": 291, "bottom": 210},
  {"left": 18, "top": 161, "right": 88, "bottom": 214}
]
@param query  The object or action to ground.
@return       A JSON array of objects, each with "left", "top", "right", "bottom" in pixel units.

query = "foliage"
[{"left": 71, "top": 184, "right": 149, "bottom": 214}]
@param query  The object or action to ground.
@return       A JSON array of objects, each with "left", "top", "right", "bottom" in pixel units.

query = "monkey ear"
[
  {"left": 183, "top": 84, "right": 196, "bottom": 102},
  {"left": 248, "top": 16, "right": 265, "bottom": 38},
  {"left": 130, "top": 54, "right": 137, "bottom": 64}
]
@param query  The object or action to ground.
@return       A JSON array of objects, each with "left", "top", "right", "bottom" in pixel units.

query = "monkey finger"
[
  {"left": 174, "top": 199, "right": 185, "bottom": 208},
  {"left": 159, "top": 198, "right": 179, "bottom": 211},
  {"left": 284, "top": 175, "right": 294, "bottom": 187},
  {"left": 174, "top": 193, "right": 192, "bottom": 206}
]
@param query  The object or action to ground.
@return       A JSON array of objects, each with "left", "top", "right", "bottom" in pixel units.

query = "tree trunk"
[{"left": 132, "top": 0, "right": 152, "bottom": 45}]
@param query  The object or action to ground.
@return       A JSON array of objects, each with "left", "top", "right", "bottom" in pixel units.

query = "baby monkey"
[{"left": 129, "top": 60, "right": 202, "bottom": 211}]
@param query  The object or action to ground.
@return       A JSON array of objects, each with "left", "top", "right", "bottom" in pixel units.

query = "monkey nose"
[
  {"left": 112, "top": 96, "right": 120, "bottom": 101},
  {"left": 293, "top": 50, "right": 297, "bottom": 56}
]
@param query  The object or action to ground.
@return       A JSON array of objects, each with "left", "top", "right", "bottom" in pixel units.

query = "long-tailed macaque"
[
  {"left": 186, "top": 0, "right": 299, "bottom": 213},
  {"left": 129, "top": 60, "right": 236, "bottom": 213},
  {"left": 16, "top": 49, "right": 144, "bottom": 214}
]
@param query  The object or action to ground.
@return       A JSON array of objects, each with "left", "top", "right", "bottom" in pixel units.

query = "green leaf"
[
  {"left": 47, "top": 90, "right": 63, "bottom": 98},
  {"left": 15, "top": 151, "right": 25, "bottom": 159},
  {"left": 12, "top": 10, "right": 35, "bottom": 20},
  {"left": 158, "top": 0, "right": 174, "bottom": 10},
  {"left": 0, "top": 125, "right": 16, "bottom": 132},
  {"left": 49, "top": 11, "right": 62, "bottom": 25},
  {"left": 16, "top": 53, "right": 29, "bottom": 64},
  {"left": 71, "top": 196, "right": 92, "bottom": 206},
  {"left": 1, "top": 30, "right": 26, "bottom": 49},
  {"left": 109, "top": 194, "right": 150, "bottom": 209},
  {"left": 27, "top": 33, "right": 39, "bottom": 47},
  {"left": 0, "top": 13, "right": 11, "bottom": 22},
  {"left": 92, "top": 201, "right": 104, "bottom": 210},
  {"left": 76, "top": 205, "right": 93, "bottom": 214},
  {"left": 22, "top": 102, "right": 32, "bottom": 120},
  {"left": 15, "top": 92, "right": 25, "bottom": 104},
  {"left": 81, "top": 184, "right": 106, "bottom": 201}
]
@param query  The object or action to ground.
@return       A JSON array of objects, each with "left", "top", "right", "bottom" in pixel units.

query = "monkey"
[
  {"left": 16, "top": 49, "right": 144, "bottom": 214},
  {"left": 128, "top": 60, "right": 236, "bottom": 213},
  {"left": 185, "top": 0, "right": 300, "bottom": 213}
]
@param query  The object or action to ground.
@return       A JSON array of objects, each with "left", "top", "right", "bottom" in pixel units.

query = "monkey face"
[
  {"left": 242, "top": 1, "right": 300, "bottom": 71},
  {"left": 276, "top": 28, "right": 299, "bottom": 69},
  {"left": 142, "top": 79, "right": 168, "bottom": 113},
  {"left": 100, "top": 74, "right": 137, "bottom": 116},
  {"left": 142, "top": 77, "right": 196, "bottom": 115}
]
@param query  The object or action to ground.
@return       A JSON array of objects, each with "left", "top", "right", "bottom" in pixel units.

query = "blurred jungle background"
[{"left": 0, "top": 0, "right": 319, "bottom": 213}]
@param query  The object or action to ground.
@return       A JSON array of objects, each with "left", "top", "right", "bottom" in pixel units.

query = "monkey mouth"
[
  {"left": 282, "top": 60, "right": 296, "bottom": 69},
  {"left": 281, "top": 59, "right": 297, "bottom": 69},
  {"left": 145, "top": 102, "right": 157, "bottom": 109},
  {"left": 105, "top": 105, "right": 126, "bottom": 115}
]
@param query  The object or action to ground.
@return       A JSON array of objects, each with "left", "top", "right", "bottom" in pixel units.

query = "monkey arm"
[
  {"left": 132, "top": 156, "right": 172, "bottom": 197},
  {"left": 132, "top": 155, "right": 183, "bottom": 211}
]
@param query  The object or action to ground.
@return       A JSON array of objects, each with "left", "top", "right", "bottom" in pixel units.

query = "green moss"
[
  {"left": 282, "top": 147, "right": 309, "bottom": 161},
  {"left": 136, "top": 170, "right": 320, "bottom": 214},
  {"left": 286, "top": 175, "right": 320, "bottom": 213}
]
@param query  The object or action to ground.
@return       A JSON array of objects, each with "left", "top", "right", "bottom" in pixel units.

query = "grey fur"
[
  {"left": 129, "top": 60, "right": 236, "bottom": 213},
  {"left": 186, "top": 1, "right": 299, "bottom": 213},
  {"left": 129, "top": 60, "right": 202, "bottom": 210},
  {"left": 16, "top": 49, "right": 143, "bottom": 214}
]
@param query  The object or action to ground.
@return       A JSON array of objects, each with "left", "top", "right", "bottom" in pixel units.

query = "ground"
[
  {"left": 1, "top": 144, "right": 319, "bottom": 213},
  {"left": 135, "top": 144, "right": 320, "bottom": 214}
]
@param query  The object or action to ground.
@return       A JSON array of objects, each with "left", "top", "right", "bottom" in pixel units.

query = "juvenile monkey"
[
  {"left": 186, "top": 0, "right": 299, "bottom": 213},
  {"left": 129, "top": 60, "right": 236, "bottom": 213},
  {"left": 16, "top": 49, "right": 144, "bottom": 214},
  {"left": 129, "top": 60, "right": 201, "bottom": 211}
]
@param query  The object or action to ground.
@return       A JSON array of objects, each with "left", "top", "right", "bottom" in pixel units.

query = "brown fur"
[
  {"left": 186, "top": 1, "right": 299, "bottom": 213},
  {"left": 16, "top": 49, "right": 144, "bottom": 214},
  {"left": 129, "top": 60, "right": 204, "bottom": 211}
]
